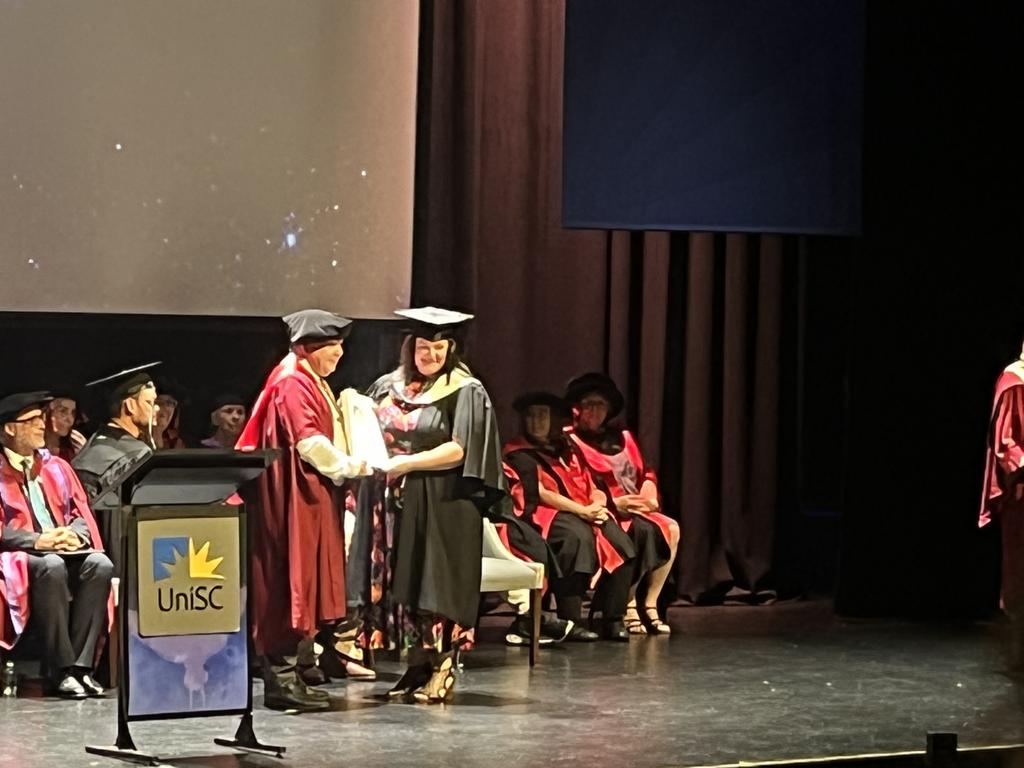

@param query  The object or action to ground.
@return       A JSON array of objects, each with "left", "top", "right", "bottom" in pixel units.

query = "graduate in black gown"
[
  {"left": 72, "top": 363, "right": 159, "bottom": 574},
  {"left": 364, "top": 307, "right": 514, "bottom": 703}
]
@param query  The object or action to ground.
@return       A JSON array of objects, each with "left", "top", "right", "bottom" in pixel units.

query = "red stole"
[{"left": 569, "top": 429, "right": 676, "bottom": 547}]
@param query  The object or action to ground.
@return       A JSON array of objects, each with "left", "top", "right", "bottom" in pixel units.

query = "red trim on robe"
[
  {"left": 0, "top": 450, "right": 108, "bottom": 650},
  {"left": 568, "top": 430, "right": 677, "bottom": 547},
  {"left": 502, "top": 449, "right": 626, "bottom": 582},
  {"left": 980, "top": 364, "right": 1024, "bottom": 528}
]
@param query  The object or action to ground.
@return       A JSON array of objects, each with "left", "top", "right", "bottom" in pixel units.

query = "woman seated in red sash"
[
  {"left": 503, "top": 391, "right": 638, "bottom": 642},
  {"left": 565, "top": 373, "right": 680, "bottom": 635}
]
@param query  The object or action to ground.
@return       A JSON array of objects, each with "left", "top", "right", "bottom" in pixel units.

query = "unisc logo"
[{"left": 152, "top": 537, "right": 226, "bottom": 613}]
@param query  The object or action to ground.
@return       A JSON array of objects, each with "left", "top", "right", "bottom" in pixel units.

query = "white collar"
[{"left": 2, "top": 447, "right": 33, "bottom": 473}]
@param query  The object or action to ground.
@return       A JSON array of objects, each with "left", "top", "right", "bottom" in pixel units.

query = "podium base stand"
[
  {"left": 86, "top": 714, "right": 283, "bottom": 765},
  {"left": 84, "top": 745, "right": 160, "bottom": 767},
  {"left": 213, "top": 713, "right": 286, "bottom": 758}
]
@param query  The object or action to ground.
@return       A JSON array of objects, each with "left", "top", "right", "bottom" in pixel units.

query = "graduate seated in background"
[
  {"left": 199, "top": 393, "right": 248, "bottom": 449},
  {"left": 43, "top": 392, "right": 86, "bottom": 462},
  {"left": 0, "top": 392, "right": 113, "bottom": 699},
  {"left": 504, "top": 391, "right": 639, "bottom": 643},
  {"left": 152, "top": 380, "right": 187, "bottom": 449},
  {"left": 73, "top": 363, "right": 159, "bottom": 575},
  {"left": 565, "top": 373, "right": 680, "bottom": 637}
]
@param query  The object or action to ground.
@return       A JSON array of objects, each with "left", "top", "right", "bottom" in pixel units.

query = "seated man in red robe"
[
  {"left": 979, "top": 344, "right": 1024, "bottom": 673},
  {"left": 0, "top": 391, "right": 113, "bottom": 698},
  {"left": 237, "top": 309, "right": 371, "bottom": 711}
]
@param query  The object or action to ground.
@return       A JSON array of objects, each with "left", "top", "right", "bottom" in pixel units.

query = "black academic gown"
[{"left": 72, "top": 424, "right": 153, "bottom": 574}]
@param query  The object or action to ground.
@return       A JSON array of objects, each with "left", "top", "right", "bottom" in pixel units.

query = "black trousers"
[{"left": 27, "top": 552, "right": 113, "bottom": 674}]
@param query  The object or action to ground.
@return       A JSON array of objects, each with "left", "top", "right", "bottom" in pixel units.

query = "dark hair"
[
  {"left": 519, "top": 406, "right": 570, "bottom": 447},
  {"left": 399, "top": 335, "right": 471, "bottom": 386}
]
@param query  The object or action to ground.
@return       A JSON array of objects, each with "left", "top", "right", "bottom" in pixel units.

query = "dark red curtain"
[{"left": 412, "top": 0, "right": 799, "bottom": 602}]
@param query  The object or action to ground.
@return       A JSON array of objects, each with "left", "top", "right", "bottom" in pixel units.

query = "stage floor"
[{"left": 2, "top": 601, "right": 1023, "bottom": 768}]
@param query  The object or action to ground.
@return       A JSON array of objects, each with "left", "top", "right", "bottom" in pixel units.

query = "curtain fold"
[{"left": 413, "top": 0, "right": 796, "bottom": 603}]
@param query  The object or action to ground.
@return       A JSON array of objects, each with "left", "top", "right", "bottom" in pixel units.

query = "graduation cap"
[
  {"left": 283, "top": 309, "right": 353, "bottom": 343},
  {"left": 512, "top": 390, "right": 570, "bottom": 417},
  {"left": 0, "top": 391, "right": 53, "bottom": 425},
  {"left": 564, "top": 372, "right": 625, "bottom": 419},
  {"left": 394, "top": 306, "right": 474, "bottom": 341},
  {"left": 85, "top": 362, "right": 161, "bottom": 410}
]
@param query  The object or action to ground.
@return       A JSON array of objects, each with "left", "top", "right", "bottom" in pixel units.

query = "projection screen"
[{"left": 0, "top": 0, "right": 418, "bottom": 317}]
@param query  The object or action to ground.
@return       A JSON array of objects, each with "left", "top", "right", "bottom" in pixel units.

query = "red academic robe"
[
  {"left": 569, "top": 429, "right": 676, "bottom": 547},
  {"left": 0, "top": 449, "right": 105, "bottom": 650},
  {"left": 979, "top": 360, "right": 1024, "bottom": 618},
  {"left": 236, "top": 354, "right": 347, "bottom": 656},
  {"left": 503, "top": 438, "right": 626, "bottom": 579}
]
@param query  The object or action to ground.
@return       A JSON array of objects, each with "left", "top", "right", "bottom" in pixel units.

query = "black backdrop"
[{"left": 1, "top": 2, "right": 1022, "bottom": 617}]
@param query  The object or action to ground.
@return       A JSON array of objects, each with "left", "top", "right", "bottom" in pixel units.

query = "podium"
[{"left": 85, "top": 448, "right": 280, "bottom": 766}]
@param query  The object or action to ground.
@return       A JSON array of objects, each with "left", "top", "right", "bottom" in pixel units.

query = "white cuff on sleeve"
[{"left": 296, "top": 434, "right": 364, "bottom": 485}]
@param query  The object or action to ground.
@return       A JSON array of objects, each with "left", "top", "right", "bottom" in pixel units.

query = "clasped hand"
[
  {"left": 36, "top": 527, "right": 84, "bottom": 552},
  {"left": 578, "top": 502, "right": 610, "bottom": 525},
  {"left": 615, "top": 494, "right": 658, "bottom": 515}
]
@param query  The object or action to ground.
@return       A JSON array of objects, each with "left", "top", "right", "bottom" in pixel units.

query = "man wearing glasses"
[{"left": 0, "top": 391, "right": 113, "bottom": 698}]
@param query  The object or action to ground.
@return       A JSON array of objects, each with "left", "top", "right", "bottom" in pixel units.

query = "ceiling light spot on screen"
[
  {"left": 11, "top": 174, "right": 17, "bottom": 180},
  {"left": 162, "top": 238, "right": 169, "bottom": 244},
  {"left": 360, "top": 169, "right": 367, "bottom": 177},
  {"left": 333, "top": 204, "right": 340, "bottom": 211},
  {"left": 156, "top": 198, "right": 163, "bottom": 205},
  {"left": 265, "top": 239, "right": 271, "bottom": 245},
  {"left": 310, "top": 167, "right": 316, "bottom": 174},
  {"left": 258, "top": 126, "right": 269, "bottom": 134},
  {"left": 114, "top": 143, "right": 123, "bottom": 151},
  {"left": 209, "top": 184, "right": 218, "bottom": 192},
  {"left": 234, "top": 253, "right": 243, "bottom": 262},
  {"left": 142, "top": 201, "right": 148, "bottom": 208},
  {"left": 331, "top": 259, "right": 338, "bottom": 267},
  {"left": 18, "top": 184, "right": 23, "bottom": 190},
  {"left": 283, "top": 232, "right": 297, "bottom": 248}
]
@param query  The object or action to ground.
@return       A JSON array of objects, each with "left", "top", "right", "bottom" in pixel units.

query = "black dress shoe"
[
  {"left": 602, "top": 619, "right": 630, "bottom": 642},
  {"left": 76, "top": 672, "right": 105, "bottom": 697},
  {"left": 55, "top": 674, "right": 88, "bottom": 699},
  {"left": 263, "top": 678, "right": 330, "bottom": 711},
  {"left": 565, "top": 624, "right": 600, "bottom": 642}
]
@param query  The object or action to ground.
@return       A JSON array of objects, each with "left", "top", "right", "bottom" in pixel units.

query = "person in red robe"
[
  {"left": 565, "top": 373, "right": 680, "bottom": 636},
  {"left": 979, "top": 347, "right": 1024, "bottom": 672},
  {"left": 0, "top": 391, "right": 112, "bottom": 698},
  {"left": 236, "top": 309, "right": 371, "bottom": 711},
  {"left": 503, "top": 391, "right": 637, "bottom": 642}
]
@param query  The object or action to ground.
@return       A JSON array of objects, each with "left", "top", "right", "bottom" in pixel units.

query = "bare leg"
[{"left": 642, "top": 521, "right": 680, "bottom": 634}]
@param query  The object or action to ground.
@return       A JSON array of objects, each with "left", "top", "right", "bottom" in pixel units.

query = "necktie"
[{"left": 22, "top": 459, "right": 54, "bottom": 532}]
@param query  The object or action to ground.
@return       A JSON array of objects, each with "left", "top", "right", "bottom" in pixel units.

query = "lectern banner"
[{"left": 137, "top": 515, "right": 241, "bottom": 636}]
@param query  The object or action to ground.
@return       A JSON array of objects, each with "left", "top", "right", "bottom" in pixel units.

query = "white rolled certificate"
[{"left": 338, "top": 388, "right": 390, "bottom": 470}]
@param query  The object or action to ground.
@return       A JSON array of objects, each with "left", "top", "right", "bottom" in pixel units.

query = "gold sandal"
[
  {"left": 644, "top": 606, "right": 671, "bottom": 635},
  {"left": 412, "top": 654, "right": 456, "bottom": 704},
  {"left": 623, "top": 605, "right": 648, "bottom": 635}
]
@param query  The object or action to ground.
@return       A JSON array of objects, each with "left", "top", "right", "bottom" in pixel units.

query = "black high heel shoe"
[{"left": 387, "top": 647, "right": 436, "bottom": 697}]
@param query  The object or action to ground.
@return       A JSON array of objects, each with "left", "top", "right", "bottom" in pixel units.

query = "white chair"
[{"left": 479, "top": 518, "right": 544, "bottom": 666}]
